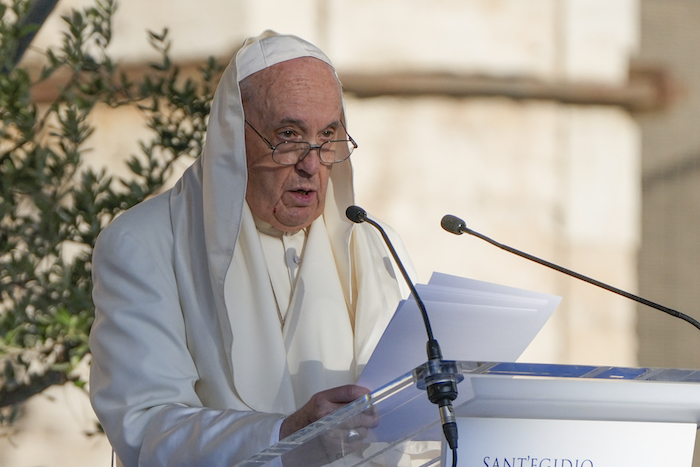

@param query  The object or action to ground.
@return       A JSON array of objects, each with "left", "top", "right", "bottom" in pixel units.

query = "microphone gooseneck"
[
  {"left": 346, "top": 205, "right": 459, "bottom": 453},
  {"left": 441, "top": 214, "right": 700, "bottom": 332},
  {"left": 346, "top": 205, "right": 440, "bottom": 358}
]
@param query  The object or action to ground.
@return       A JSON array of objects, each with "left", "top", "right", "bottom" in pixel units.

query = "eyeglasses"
[{"left": 245, "top": 120, "right": 358, "bottom": 165}]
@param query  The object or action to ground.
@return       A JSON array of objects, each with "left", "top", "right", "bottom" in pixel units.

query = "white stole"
[{"left": 224, "top": 204, "right": 355, "bottom": 414}]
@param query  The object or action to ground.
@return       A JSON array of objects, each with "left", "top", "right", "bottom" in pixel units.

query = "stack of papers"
[{"left": 357, "top": 272, "right": 561, "bottom": 390}]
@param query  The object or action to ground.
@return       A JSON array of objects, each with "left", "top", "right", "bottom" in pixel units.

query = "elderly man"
[{"left": 89, "top": 31, "right": 413, "bottom": 466}]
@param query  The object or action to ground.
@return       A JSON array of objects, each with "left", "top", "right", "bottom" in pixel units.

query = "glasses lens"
[
  {"left": 319, "top": 140, "right": 354, "bottom": 163},
  {"left": 273, "top": 142, "right": 308, "bottom": 165},
  {"left": 272, "top": 140, "right": 355, "bottom": 165}
]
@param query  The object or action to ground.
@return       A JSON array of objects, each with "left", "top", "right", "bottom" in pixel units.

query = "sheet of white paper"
[
  {"left": 429, "top": 272, "right": 557, "bottom": 301},
  {"left": 357, "top": 273, "right": 561, "bottom": 390},
  {"left": 415, "top": 284, "right": 547, "bottom": 307}
]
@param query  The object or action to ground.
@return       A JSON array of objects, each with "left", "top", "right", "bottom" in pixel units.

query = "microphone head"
[
  {"left": 441, "top": 215, "right": 467, "bottom": 235},
  {"left": 346, "top": 205, "right": 368, "bottom": 223}
]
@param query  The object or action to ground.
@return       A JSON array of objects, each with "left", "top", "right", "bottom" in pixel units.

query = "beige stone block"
[
  {"left": 242, "top": 0, "right": 322, "bottom": 48},
  {"left": 561, "top": 0, "right": 640, "bottom": 84},
  {"left": 563, "top": 106, "right": 641, "bottom": 246},
  {"left": 25, "top": 0, "right": 247, "bottom": 63},
  {"left": 348, "top": 96, "right": 562, "bottom": 282},
  {"left": 327, "top": 0, "right": 558, "bottom": 79}
]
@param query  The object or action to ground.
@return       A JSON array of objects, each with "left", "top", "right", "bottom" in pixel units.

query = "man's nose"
[{"left": 295, "top": 145, "right": 324, "bottom": 174}]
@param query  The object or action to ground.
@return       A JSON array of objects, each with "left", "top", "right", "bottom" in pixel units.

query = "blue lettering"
[{"left": 479, "top": 456, "right": 591, "bottom": 467}]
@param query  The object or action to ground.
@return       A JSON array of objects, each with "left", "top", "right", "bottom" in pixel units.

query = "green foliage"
[{"left": 0, "top": 0, "right": 223, "bottom": 410}]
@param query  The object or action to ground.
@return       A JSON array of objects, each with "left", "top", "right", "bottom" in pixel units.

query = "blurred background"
[{"left": 3, "top": 0, "right": 700, "bottom": 465}]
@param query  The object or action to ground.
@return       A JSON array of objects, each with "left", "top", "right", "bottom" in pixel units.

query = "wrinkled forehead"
[{"left": 237, "top": 33, "right": 335, "bottom": 83}]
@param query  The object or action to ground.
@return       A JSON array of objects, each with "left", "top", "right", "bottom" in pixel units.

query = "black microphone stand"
[
  {"left": 346, "top": 206, "right": 461, "bottom": 464},
  {"left": 441, "top": 214, "right": 700, "bottom": 332}
]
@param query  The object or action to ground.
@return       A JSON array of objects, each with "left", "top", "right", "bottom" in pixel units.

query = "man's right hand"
[
  {"left": 280, "top": 384, "right": 372, "bottom": 438},
  {"left": 279, "top": 384, "right": 378, "bottom": 466}
]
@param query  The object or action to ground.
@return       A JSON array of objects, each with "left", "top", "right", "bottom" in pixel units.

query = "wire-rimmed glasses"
[{"left": 245, "top": 120, "right": 357, "bottom": 165}]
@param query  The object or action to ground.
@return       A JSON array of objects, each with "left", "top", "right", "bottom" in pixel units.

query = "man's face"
[{"left": 242, "top": 57, "right": 343, "bottom": 232}]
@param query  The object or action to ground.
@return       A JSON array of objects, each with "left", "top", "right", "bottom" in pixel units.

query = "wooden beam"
[
  {"left": 340, "top": 65, "right": 677, "bottom": 112},
  {"left": 28, "top": 60, "right": 677, "bottom": 113}
]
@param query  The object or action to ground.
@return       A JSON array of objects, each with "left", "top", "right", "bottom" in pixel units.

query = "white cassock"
[{"left": 89, "top": 31, "right": 415, "bottom": 467}]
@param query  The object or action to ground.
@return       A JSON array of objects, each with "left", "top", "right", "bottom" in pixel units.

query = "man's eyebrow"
[{"left": 277, "top": 118, "right": 342, "bottom": 128}]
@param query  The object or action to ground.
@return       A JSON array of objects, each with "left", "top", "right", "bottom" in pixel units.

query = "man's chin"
[{"left": 274, "top": 208, "right": 322, "bottom": 233}]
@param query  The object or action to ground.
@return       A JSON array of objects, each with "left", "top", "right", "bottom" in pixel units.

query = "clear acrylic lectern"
[{"left": 235, "top": 361, "right": 700, "bottom": 467}]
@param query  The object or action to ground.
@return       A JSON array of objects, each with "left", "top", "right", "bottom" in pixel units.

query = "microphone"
[
  {"left": 441, "top": 214, "right": 700, "bottom": 332},
  {"left": 345, "top": 205, "right": 368, "bottom": 224},
  {"left": 441, "top": 215, "right": 468, "bottom": 236},
  {"left": 346, "top": 205, "right": 459, "bottom": 452}
]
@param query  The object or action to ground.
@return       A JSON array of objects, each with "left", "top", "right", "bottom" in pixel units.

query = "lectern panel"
[{"left": 235, "top": 361, "right": 700, "bottom": 467}]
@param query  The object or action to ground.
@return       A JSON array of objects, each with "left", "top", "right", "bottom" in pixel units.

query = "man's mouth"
[{"left": 294, "top": 189, "right": 311, "bottom": 195}]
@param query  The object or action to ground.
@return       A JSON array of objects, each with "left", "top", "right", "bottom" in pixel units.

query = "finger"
[
  {"left": 337, "top": 413, "right": 378, "bottom": 432},
  {"left": 320, "top": 384, "right": 370, "bottom": 404},
  {"left": 327, "top": 425, "right": 369, "bottom": 441},
  {"left": 348, "top": 426, "right": 369, "bottom": 440},
  {"left": 343, "top": 408, "right": 379, "bottom": 428}
]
